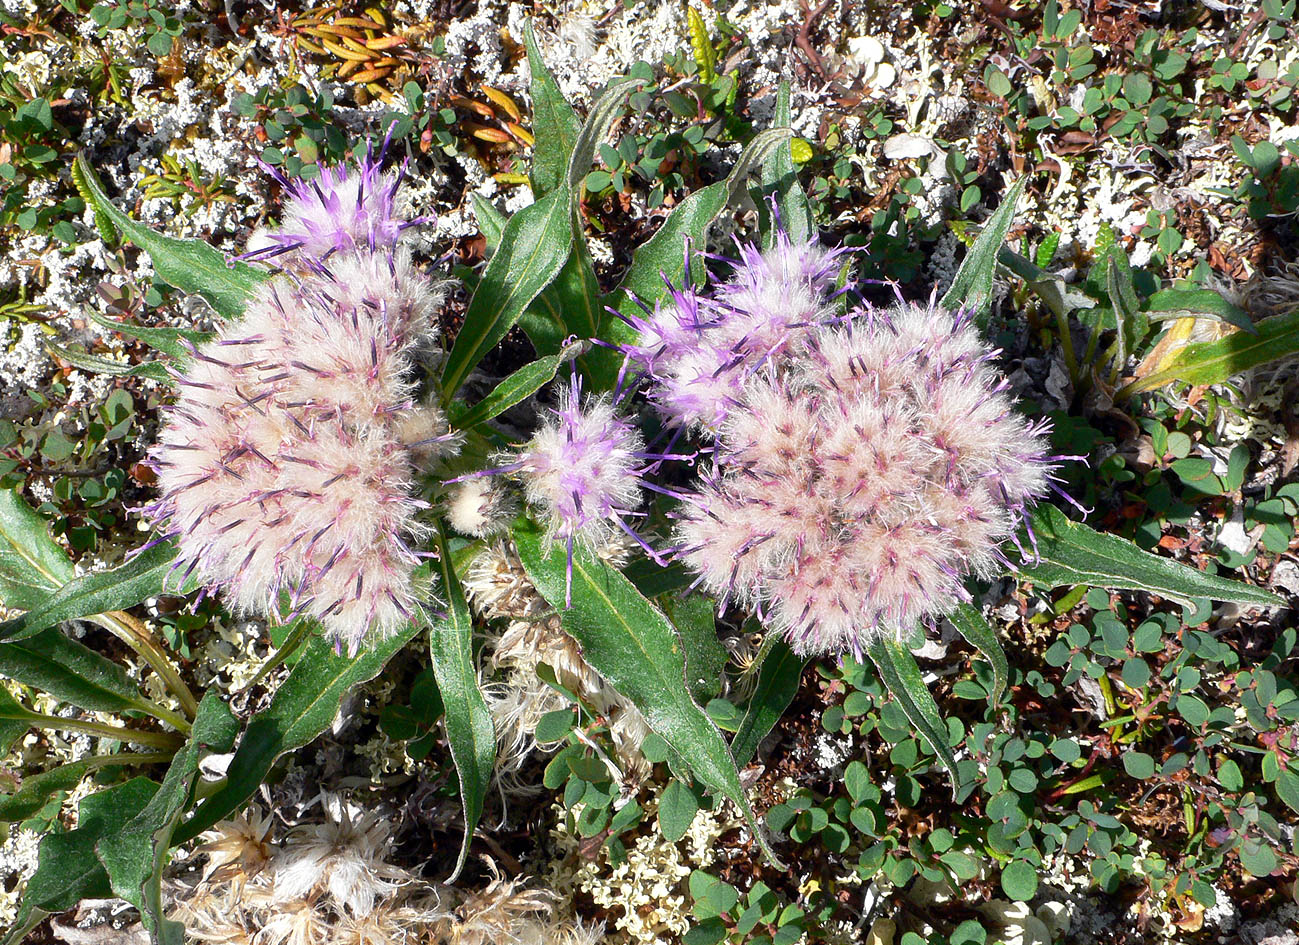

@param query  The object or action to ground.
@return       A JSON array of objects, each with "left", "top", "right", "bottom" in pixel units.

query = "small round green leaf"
[
  {"left": 1001, "top": 859, "right": 1039, "bottom": 901},
  {"left": 1123, "top": 752, "right": 1156, "bottom": 780}
]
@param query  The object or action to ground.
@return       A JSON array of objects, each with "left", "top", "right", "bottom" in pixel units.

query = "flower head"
[
  {"left": 510, "top": 374, "right": 649, "bottom": 601},
  {"left": 445, "top": 478, "right": 517, "bottom": 539},
  {"left": 146, "top": 249, "right": 453, "bottom": 654},
  {"left": 243, "top": 140, "right": 418, "bottom": 264},
  {"left": 620, "top": 233, "right": 848, "bottom": 430},
  {"left": 676, "top": 298, "right": 1059, "bottom": 657}
]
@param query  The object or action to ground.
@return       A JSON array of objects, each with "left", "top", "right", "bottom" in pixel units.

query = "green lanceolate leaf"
[
  {"left": 89, "top": 310, "right": 212, "bottom": 361},
  {"left": 176, "top": 624, "right": 420, "bottom": 843},
  {"left": 601, "top": 127, "right": 792, "bottom": 342},
  {"left": 941, "top": 177, "right": 1026, "bottom": 322},
  {"left": 450, "top": 344, "right": 579, "bottom": 430},
  {"left": 1143, "top": 287, "right": 1253, "bottom": 333},
  {"left": 1016, "top": 503, "right": 1282, "bottom": 608},
  {"left": 0, "top": 627, "right": 161, "bottom": 715},
  {"left": 512, "top": 518, "right": 781, "bottom": 867},
  {"left": 0, "top": 487, "right": 74, "bottom": 612},
  {"left": 472, "top": 192, "right": 571, "bottom": 351},
  {"left": 97, "top": 694, "right": 238, "bottom": 945},
  {"left": 45, "top": 341, "right": 171, "bottom": 383},
  {"left": 428, "top": 531, "right": 495, "bottom": 881},
  {"left": 0, "top": 541, "right": 191, "bottom": 642},
  {"left": 470, "top": 192, "right": 507, "bottom": 252},
  {"left": 1106, "top": 244, "right": 1145, "bottom": 368},
  {"left": 587, "top": 129, "right": 791, "bottom": 391},
  {"left": 947, "top": 603, "right": 1009, "bottom": 706},
  {"left": 565, "top": 76, "right": 646, "bottom": 197},
  {"left": 532, "top": 234, "right": 603, "bottom": 347},
  {"left": 0, "top": 759, "right": 95, "bottom": 823},
  {"left": 523, "top": 20, "right": 581, "bottom": 197},
  {"left": 0, "top": 688, "right": 30, "bottom": 756},
  {"left": 1120, "top": 308, "right": 1299, "bottom": 397},
  {"left": 730, "top": 639, "right": 806, "bottom": 767},
  {"left": 3, "top": 778, "right": 159, "bottom": 945},
  {"left": 660, "top": 594, "right": 728, "bottom": 705},
  {"left": 757, "top": 81, "right": 813, "bottom": 249},
  {"left": 997, "top": 246, "right": 1096, "bottom": 320},
  {"left": 73, "top": 154, "right": 267, "bottom": 322},
  {"left": 440, "top": 188, "right": 572, "bottom": 399},
  {"left": 865, "top": 636, "right": 962, "bottom": 793}
]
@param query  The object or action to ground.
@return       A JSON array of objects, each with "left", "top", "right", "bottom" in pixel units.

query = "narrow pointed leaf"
[
  {"left": 865, "top": 636, "right": 961, "bottom": 793},
  {"left": 0, "top": 688, "right": 30, "bottom": 756},
  {"left": 606, "top": 128, "right": 790, "bottom": 316},
  {"left": 0, "top": 759, "right": 97, "bottom": 823},
  {"left": 523, "top": 20, "right": 581, "bottom": 197},
  {"left": 89, "top": 310, "right": 211, "bottom": 360},
  {"left": 45, "top": 341, "right": 171, "bottom": 383},
  {"left": 731, "top": 640, "right": 806, "bottom": 767},
  {"left": 1105, "top": 243, "right": 1147, "bottom": 371},
  {"left": 175, "top": 623, "right": 420, "bottom": 843},
  {"left": 441, "top": 188, "right": 571, "bottom": 398},
  {"left": 96, "top": 694, "right": 238, "bottom": 945},
  {"left": 660, "top": 594, "right": 727, "bottom": 705},
  {"left": 73, "top": 154, "right": 267, "bottom": 321},
  {"left": 947, "top": 603, "right": 1009, "bottom": 705},
  {"left": 512, "top": 518, "right": 781, "bottom": 867},
  {"left": 0, "top": 487, "right": 74, "bottom": 611},
  {"left": 470, "top": 192, "right": 507, "bottom": 252},
  {"left": 597, "top": 127, "right": 792, "bottom": 384},
  {"left": 565, "top": 76, "right": 645, "bottom": 195},
  {"left": 469, "top": 193, "right": 568, "bottom": 354},
  {"left": 1016, "top": 503, "right": 1282, "bottom": 608},
  {"left": 0, "top": 628, "right": 160, "bottom": 715},
  {"left": 1, "top": 541, "right": 192, "bottom": 642},
  {"left": 1143, "top": 287, "right": 1253, "bottom": 333},
  {"left": 427, "top": 531, "right": 495, "bottom": 881},
  {"left": 1121, "top": 308, "right": 1299, "bottom": 396},
  {"left": 757, "top": 81, "right": 813, "bottom": 248},
  {"left": 449, "top": 345, "right": 577, "bottom": 430},
  {"left": 941, "top": 177, "right": 1025, "bottom": 321},
  {"left": 2, "top": 778, "right": 159, "bottom": 945}
]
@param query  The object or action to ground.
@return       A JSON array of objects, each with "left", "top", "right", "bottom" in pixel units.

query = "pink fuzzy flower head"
[
  {"left": 145, "top": 251, "right": 454, "bottom": 655},
  {"left": 619, "top": 232, "right": 849, "bottom": 431},
  {"left": 242, "top": 140, "right": 418, "bottom": 265},
  {"left": 676, "top": 299, "right": 1060, "bottom": 657},
  {"left": 511, "top": 374, "right": 649, "bottom": 603}
]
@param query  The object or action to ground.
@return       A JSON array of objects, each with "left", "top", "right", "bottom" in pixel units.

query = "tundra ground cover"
[{"left": 1, "top": 3, "right": 1297, "bottom": 944}]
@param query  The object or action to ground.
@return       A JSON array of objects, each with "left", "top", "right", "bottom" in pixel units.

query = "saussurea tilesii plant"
[{"left": 4, "top": 36, "right": 1290, "bottom": 941}]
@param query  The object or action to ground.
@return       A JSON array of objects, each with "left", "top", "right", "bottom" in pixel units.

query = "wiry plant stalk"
[{"left": 91, "top": 610, "right": 196, "bottom": 727}]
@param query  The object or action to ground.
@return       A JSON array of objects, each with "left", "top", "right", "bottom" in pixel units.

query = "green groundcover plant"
[{"left": 0, "top": 22, "right": 1292, "bottom": 945}]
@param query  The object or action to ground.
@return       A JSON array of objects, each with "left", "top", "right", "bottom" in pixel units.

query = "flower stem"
[
  {"left": 1055, "top": 308, "right": 1079, "bottom": 388},
  {"left": 92, "top": 611, "right": 198, "bottom": 722},
  {"left": 23, "top": 712, "right": 184, "bottom": 751},
  {"left": 82, "top": 750, "right": 174, "bottom": 770},
  {"left": 235, "top": 618, "right": 312, "bottom": 697}
]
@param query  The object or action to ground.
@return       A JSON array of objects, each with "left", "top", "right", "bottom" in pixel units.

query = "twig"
[
  {"left": 1229, "top": 5, "right": 1269, "bottom": 60},
  {"left": 794, "top": 0, "right": 835, "bottom": 82}
]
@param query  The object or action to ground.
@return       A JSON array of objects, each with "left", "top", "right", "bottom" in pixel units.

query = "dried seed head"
[{"left": 677, "top": 299, "right": 1060, "bottom": 656}]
